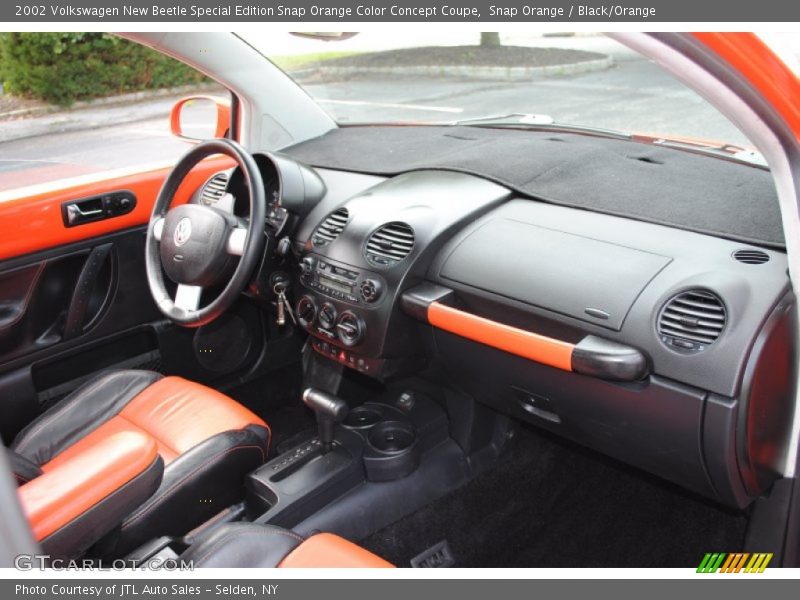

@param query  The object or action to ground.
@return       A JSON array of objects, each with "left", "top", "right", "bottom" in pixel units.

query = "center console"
[
  {"left": 291, "top": 170, "right": 512, "bottom": 378},
  {"left": 295, "top": 254, "right": 389, "bottom": 374},
  {"left": 245, "top": 385, "right": 448, "bottom": 530}
]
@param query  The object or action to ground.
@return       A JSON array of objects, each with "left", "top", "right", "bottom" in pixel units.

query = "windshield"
[{"left": 242, "top": 31, "right": 799, "bottom": 148}]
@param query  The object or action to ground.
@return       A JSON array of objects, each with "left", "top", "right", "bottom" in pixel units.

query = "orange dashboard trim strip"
[{"left": 427, "top": 302, "right": 575, "bottom": 372}]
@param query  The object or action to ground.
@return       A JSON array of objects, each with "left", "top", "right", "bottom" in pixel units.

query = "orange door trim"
[
  {"left": 427, "top": 301, "right": 575, "bottom": 372},
  {"left": 0, "top": 156, "right": 234, "bottom": 261}
]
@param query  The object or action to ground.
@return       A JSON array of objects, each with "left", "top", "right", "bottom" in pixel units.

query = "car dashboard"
[{"left": 193, "top": 131, "right": 795, "bottom": 514}]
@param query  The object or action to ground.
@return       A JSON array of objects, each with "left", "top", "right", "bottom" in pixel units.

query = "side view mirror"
[
  {"left": 170, "top": 95, "right": 231, "bottom": 141},
  {"left": 289, "top": 32, "right": 358, "bottom": 42}
]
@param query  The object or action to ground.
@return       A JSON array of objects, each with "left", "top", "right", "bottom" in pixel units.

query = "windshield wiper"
[
  {"left": 638, "top": 136, "right": 768, "bottom": 168},
  {"left": 451, "top": 113, "right": 631, "bottom": 140}
]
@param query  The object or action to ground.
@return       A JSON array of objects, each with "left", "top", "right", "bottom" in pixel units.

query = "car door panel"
[
  {"left": 0, "top": 156, "right": 239, "bottom": 443},
  {"left": 0, "top": 156, "right": 233, "bottom": 261}
]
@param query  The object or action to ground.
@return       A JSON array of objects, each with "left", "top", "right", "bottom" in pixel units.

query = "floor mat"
[
  {"left": 225, "top": 363, "right": 315, "bottom": 458},
  {"left": 360, "top": 423, "right": 748, "bottom": 568}
]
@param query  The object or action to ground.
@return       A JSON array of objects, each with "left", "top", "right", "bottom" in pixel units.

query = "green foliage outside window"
[{"left": 0, "top": 33, "right": 206, "bottom": 106}]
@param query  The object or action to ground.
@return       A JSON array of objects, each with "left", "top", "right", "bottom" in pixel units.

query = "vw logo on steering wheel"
[{"left": 174, "top": 217, "right": 192, "bottom": 247}]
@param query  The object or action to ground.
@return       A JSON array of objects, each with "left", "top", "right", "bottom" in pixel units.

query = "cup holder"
[
  {"left": 364, "top": 420, "right": 419, "bottom": 481},
  {"left": 344, "top": 405, "right": 384, "bottom": 429},
  {"left": 368, "top": 421, "right": 416, "bottom": 454}
]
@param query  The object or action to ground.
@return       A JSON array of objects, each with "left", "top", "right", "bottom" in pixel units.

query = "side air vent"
[
  {"left": 733, "top": 249, "right": 770, "bottom": 265},
  {"left": 313, "top": 208, "right": 349, "bottom": 247},
  {"left": 201, "top": 172, "right": 229, "bottom": 205},
  {"left": 365, "top": 222, "right": 415, "bottom": 267},
  {"left": 658, "top": 290, "right": 726, "bottom": 354}
]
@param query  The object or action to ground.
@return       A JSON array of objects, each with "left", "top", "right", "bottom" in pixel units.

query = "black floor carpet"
[
  {"left": 225, "top": 363, "right": 316, "bottom": 458},
  {"left": 360, "top": 423, "right": 748, "bottom": 568}
]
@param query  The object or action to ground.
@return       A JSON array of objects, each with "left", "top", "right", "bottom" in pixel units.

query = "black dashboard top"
[{"left": 284, "top": 125, "right": 783, "bottom": 248}]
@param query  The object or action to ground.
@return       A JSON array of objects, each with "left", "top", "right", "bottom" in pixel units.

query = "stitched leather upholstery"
[
  {"left": 181, "top": 523, "right": 393, "bottom": 568},
  {"left": 279, "top": 532, "right": 394, "bottom": 568},
  {"left": 6, "top": 450, "right": 41, "bottom": 486},
  {"left": 12, "top": 370, "right": 271, "bottom": 558},
  {"left": 13, "top": 370, "right": 161, "bottom": 465},
  {"left": 181, "top": 523, "right": 304, "bottom": 568},
  {"left": 18, "top": 431, "right": 163, "bottom": 559}
]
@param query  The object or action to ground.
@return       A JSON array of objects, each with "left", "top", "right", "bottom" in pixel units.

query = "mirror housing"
[
  {"left": 289, "top": 32, "right": 358, "bottom": 42},
  {"left": 170, "top": 95, "right": 231, "bottom": 141}
]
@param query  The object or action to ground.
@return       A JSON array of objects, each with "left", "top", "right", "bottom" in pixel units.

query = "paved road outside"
[{"left": 1, "top": 33, "right": 797, "bottom": 193}]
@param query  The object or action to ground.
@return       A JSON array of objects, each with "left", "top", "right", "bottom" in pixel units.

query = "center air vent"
[
  {"left": 201, "top": 172, "right": 229, "bottom": 205},
  {"left": 733, "top": 249, "right": 770, "bottom": 265},
  {"left": 313, "top": 208, "right": 349, "bottom": 247},
  {"left": 658, "top": 290, "right": 726, "bottom": 354},
  {"left": 365, "top": 222, "right": 415, "bottom": 267}
]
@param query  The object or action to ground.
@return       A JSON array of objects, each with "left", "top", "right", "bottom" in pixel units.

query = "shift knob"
[{"left": 302, "top": 388, "right": 349, "bottom": 452}]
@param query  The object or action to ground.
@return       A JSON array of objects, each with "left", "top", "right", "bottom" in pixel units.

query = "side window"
[{"left": 0, "top": 33, "right": 227, "bottom": 193}]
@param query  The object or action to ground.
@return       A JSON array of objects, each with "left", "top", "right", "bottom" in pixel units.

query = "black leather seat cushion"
[{"left": 11, "top": 370, "right": 271, "bottom": 557}]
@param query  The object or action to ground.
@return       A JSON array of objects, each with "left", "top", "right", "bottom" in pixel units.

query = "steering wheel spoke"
[
  {"left": 175, "top": 284, "right": 203, "bottom": 312},
  {"left": 152, "top": 217, "right": 165, "bottom": 242},
  {"left": 226, "top": 227, "right": 247, "bottom": 256}
]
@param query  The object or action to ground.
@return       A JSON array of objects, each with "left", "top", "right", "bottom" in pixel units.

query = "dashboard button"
[
  {"left": 360, "top": 279, "right": 383, "bottom": 303},
  {"left": 671, "top": 338, "right": 696, "bottom": 350},
  {"left": 301, "top": 255, "right": 317, "bottom": 277}
]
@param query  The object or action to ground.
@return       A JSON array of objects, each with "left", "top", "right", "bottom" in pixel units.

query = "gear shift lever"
[{"left": 302, "top": 388, "right": 349, "bottom": 453}]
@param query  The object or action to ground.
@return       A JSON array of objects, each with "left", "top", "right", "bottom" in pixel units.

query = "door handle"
[
  {"left": 61, "top": 191, "right": 136, "bottom": 227},
  {"left": 63, "top": 243, "right": 114, "bottom": 339},
  {"left": 70, "top": 204, "right": 104, "bottom": 218}
]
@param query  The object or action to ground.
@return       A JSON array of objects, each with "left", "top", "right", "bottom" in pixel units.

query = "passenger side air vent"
[
  {"left": 658, "top": 290, "right": 726, "bottom": 354},
  {"left": 733, "top": 249, "right": 770, "bottom": 265},
  {"left": 365, "top": 222, "right": 415, "bottom": 267},
  {"left": 313, "top": 208, "right": 349, "bottom": 247},
  {"left": 201, "top": 172, "right": 229, "bottom": 205}
]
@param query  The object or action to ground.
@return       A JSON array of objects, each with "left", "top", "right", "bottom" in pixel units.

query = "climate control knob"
[
  {"left": 296, "top": 295, "right": 317, "bottom": 327},
  {"left": 360, "top": 279, "right": 383, "bottom": 303},
  {"left": 336, "top": 311, "right": 365, "bottom": 347},
  {"left": 318, "top": 302, "right": 338, "bottom": 330}
]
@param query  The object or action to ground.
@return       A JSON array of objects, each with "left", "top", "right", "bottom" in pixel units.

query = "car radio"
[{"left": 300, "top": 255, "right": 384, "bottom": 305}]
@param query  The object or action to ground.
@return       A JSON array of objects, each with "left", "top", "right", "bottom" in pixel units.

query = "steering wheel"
[{"left": 145, "top": 139, "right": 265, "bottom": 327}]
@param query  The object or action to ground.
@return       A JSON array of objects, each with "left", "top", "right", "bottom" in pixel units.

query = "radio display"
[{"left": 318, "top": 275, "right": 354, "bottom": 295}]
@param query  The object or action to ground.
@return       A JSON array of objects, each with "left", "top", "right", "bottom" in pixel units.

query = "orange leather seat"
[
  {"left": 16, "top": 430, "right": 163, "bottom": 558},
  {"left": 278, "top": 533, "right": 394, "bottom": 568},
  {"left": 179, "top": 523, "right": 394, "bottom": 568},
  {"left": 11, "top": 370, "right": 270, "bottom": 558}
]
